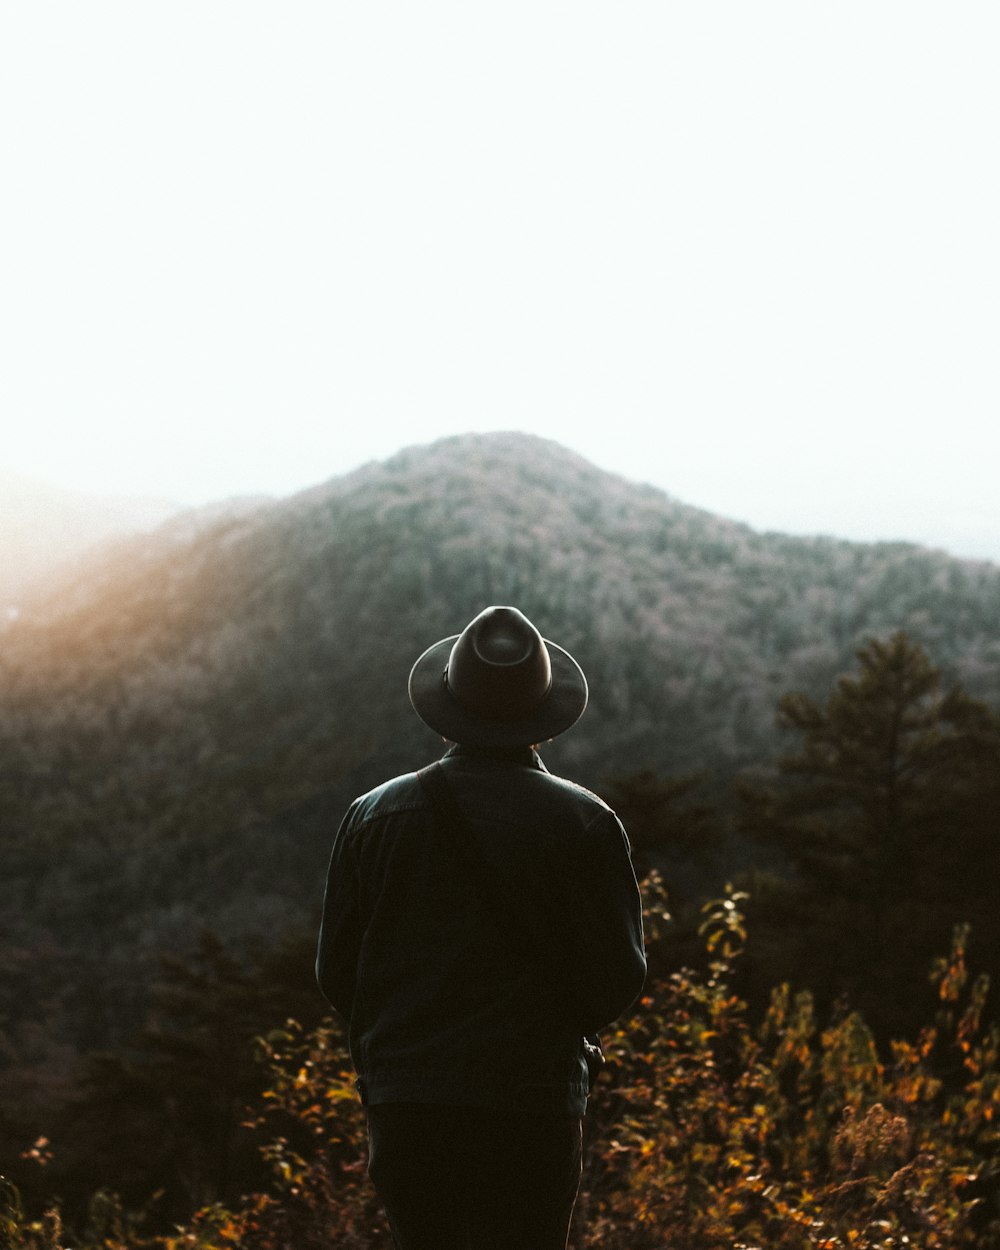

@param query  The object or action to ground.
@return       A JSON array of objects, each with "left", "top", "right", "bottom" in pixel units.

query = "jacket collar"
[{"left": 442, "top": 743, "right": 549, "bottom": 773}]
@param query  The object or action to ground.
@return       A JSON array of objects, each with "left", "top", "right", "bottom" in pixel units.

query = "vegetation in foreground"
[{"left": 2, "top": 874, "right": 998, "bottom": 1250}]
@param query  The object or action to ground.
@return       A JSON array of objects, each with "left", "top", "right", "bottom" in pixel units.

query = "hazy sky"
[{"left": 2, "top": 4, "right": 998, "bottom": 560}]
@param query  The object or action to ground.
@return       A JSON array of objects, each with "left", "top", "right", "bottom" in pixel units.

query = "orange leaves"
[
  {"left": 574, "top": 880, "right": 1000, "bottom": 1248},
  {"left": 19, "top": 1135, "right": 53, "bottom": 1168},
  {"left": 5, "top": 880, "right": 986, "bottom": 1250}
]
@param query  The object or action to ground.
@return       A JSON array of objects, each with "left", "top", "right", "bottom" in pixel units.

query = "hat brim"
[{"left": 408, "top": 634, "right": 588, "bottom": 747}]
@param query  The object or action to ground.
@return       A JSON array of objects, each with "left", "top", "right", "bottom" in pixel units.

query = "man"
[{"left": 316, "top": 605, "right": 646, "bottom": 1249}]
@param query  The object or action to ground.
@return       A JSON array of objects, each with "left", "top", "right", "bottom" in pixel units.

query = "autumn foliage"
[
  {"left": 581, "top": 878, "right": 999, "bottom": 1248},
  {"left": 3, "top": 871, "right": 998, "bottom": 1250}
]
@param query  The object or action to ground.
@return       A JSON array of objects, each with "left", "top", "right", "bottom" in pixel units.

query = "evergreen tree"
[
  {"left": 601, "top": 769, "right": 718, "bottom": 882},
  {"left": 601, "top": 770, "right": 722, "bottom": 977},
  {"left": 54, "top": 928, "right": 329, "bottom": 1229},
  {"left": 740, "top": 631, "right": 1000, "bottom": 1036}
]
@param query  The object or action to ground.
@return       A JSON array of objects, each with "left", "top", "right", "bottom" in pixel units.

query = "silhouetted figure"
[{"left": 317, "top": 606, "right": 646, "bottom": 1249}]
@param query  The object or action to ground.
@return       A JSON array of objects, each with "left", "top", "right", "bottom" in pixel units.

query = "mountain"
[
  {"left": 2, "top": 431, "right": 1000, "bottom": 1051},
  {"left": 0, "top": 470, "right": 185, "bottom": 607}
]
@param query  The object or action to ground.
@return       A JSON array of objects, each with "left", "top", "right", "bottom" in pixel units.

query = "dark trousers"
[{"left": 366, "top": 1102, "right": 584, "bottom": 1250}]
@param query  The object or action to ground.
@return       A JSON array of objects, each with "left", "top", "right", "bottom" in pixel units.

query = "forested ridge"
[{"left": 2, "top": 431, "right": 1000, "bottom": 1243}]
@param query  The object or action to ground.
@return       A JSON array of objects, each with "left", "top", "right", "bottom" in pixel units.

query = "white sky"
[{"left": 1, "top": 3, "right": 998, "bottom": 560}]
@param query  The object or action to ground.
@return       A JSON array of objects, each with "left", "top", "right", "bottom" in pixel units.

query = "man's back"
[{"left": 317, "top": 743, "right": 646, "bottom": 1114}]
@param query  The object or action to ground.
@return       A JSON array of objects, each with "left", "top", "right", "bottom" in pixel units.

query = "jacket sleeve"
[
  {"left": 559, "top": 809, "right": 647, "bottom": 1035},
  {"left": 315, "top": 802, "right": 363, "bottom": 1020}
]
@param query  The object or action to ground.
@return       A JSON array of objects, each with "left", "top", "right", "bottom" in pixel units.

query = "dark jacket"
[{"left": 316, "top": 744, "right": 646, "bottom": 1115}]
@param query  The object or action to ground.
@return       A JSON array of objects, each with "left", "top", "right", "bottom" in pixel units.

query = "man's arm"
[
  {"left": 315, "top": 803, "right": 363, "bottom": 1019},
  {"left": 560, "top": 809, "right": 647, "bottom": 1036}
]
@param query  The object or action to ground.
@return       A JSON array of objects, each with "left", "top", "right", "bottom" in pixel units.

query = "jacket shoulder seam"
[{"left": 351, "top": 797, "right": 428, "bottom": 831}]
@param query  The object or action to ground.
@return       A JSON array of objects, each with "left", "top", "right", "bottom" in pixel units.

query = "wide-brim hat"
[{"left": 408, "top": 605, "right": 588, "bottom": 748}]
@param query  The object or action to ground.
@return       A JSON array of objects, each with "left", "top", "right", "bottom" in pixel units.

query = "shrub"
[{"left": 2, "top": 874, "right": 997, "bottom": 1248}]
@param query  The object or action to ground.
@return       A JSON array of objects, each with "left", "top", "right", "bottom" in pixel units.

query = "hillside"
[
  {"left": 2, "top": 431, "right": 1000, "bottom": 1050},
  {"left": 7, "top": 431, "right": 1000, "bottom": 769}
]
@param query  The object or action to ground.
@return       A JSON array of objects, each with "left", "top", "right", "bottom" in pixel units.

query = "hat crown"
[
  {"left": 446, "top": 607, "right": 552, "bottom": 722},
  {"left": 408, "top": 604, "right": 587, "bottom": 747}
]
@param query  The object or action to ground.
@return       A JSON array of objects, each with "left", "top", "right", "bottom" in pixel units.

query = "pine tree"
[
  {"left": 601, "top": 769, "right": 718, "bottom": 881},
  {"left": 57, "top": 928, "right": 330, "bottom": 1228},
  {"left": 741, "top": 631, "right": 1000, "bottom": 1036}
]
